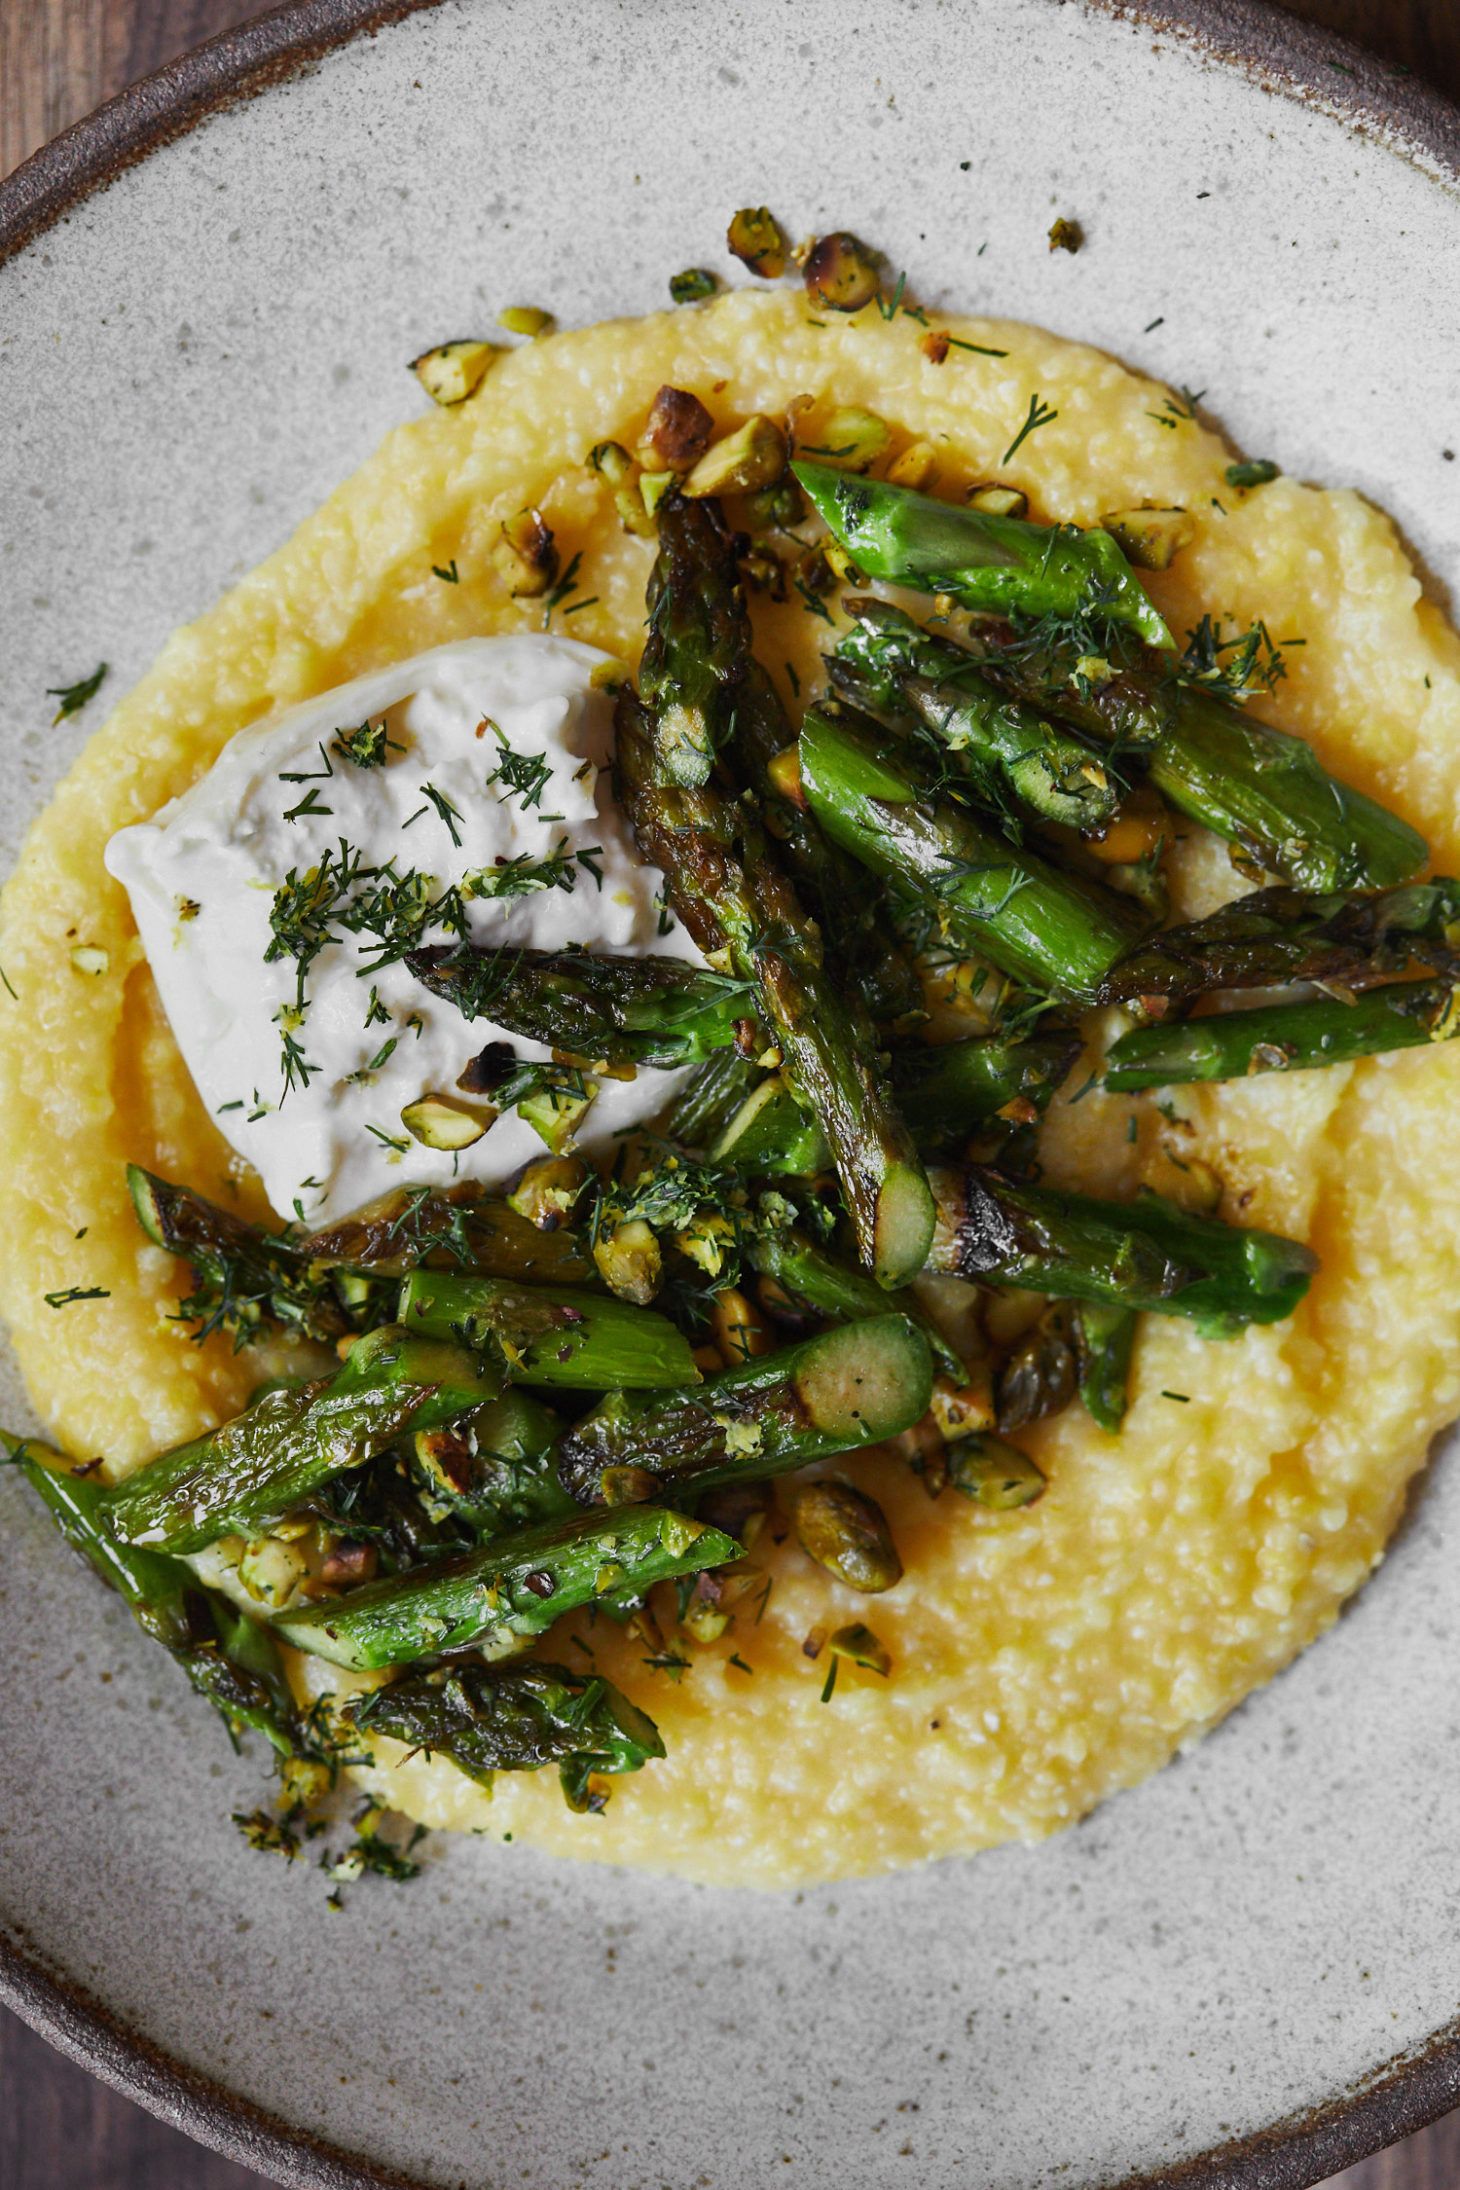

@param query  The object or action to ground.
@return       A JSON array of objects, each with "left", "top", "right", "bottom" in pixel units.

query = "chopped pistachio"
[
  {"left": 741, "top": 544, "right": 787, "bottom": 598},
  {"left": 69, "top": 944, "right": 109, "bottom": 977},
  {"left": 498, "top": 306, "right": 553, "bottom": 337},
  {"left": 588, "top": 441, "right": 655, "bottom": 536},
  {"left": 1100, "top": 505, "right": 1195, "bottom": 570},
  {"left": 658, "top": 1511, "right": 707, "bottom": 1557},
  {"left": 644, "top": 384, "right": 715, "bottom": 469},
  {"left": 965, "top": 481, "right": 1029, "bottom": 519},
  {"left": 493, "top": 508, "right": 559, "bottom": 597},
  {"left": 410, "top": 339, "right": 498, "bottom": 406},
  {"left": 745, "top": 475, "right": 804, "bottom": 531},
  {"left": 727, "top": 206, "right": 787, "bottom": 278},
  {"left": 793, "top": 1480, "right": 902, "bottom": 1593},
  {"left": 669, "top": 267, "right": 717, "bottom": 305},
  {"left": 640, "top": 469, "right": 675, "bottom": 518},
  {"left": 1048, "top": 217, "right": 1084, "bottom": 253},
  {"left": 238, "top": 1533, "right": 311, "bottom": 1608},
  {"left": 710, "top": 1286, "right": 772, "bottom": 1363},
  {"left": 592, "top": 1218, "right": 662, "bottom": 1305},
  {"left": 828, "top": 1621, "right": 891, "bottom": 1675},
  {"left": 507, "top": 1154, "right": 587, "bottom": 1228},
  {"left": 674, "top": 1210, "right": 738, "bottom": 1278},
  {"left": 947, "top": 1431, "right": 1046, "bottom": 1510},
  {"left": 517, "top": 1073, "right": 594, "bottom": 1154},
  {"left": 400, "top": 1092, "right": 490, "bottom": 1151},
  {"left": 996, "top": 1304, "right": 1078, "bottom": 1431},
  {"left": 803, "top": 230, "right": 881, "bottom": 312},
  {"left": 886, "top": 440, "right": 939, "bottom": 491},
  {"left": 813, "top": 406, "right": 891, "bottom": 472},
  {"left": 683, "top": 414, "right": 787, "bottom": 497}
]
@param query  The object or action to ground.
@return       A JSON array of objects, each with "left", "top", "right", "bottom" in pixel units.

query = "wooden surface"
[{"left": 1, "top": 2, "right": 1457, "bottom": 2185}]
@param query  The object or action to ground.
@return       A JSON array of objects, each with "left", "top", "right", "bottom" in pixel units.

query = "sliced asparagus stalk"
[
  {"left": 556, "top": 1316, "right": 933, "bottom": 1504},
  {"left": 1073, "top": 1302, "right": 1137, "bottom": 1433},
  {"left": 619, "top": 493, "right": 934, "bottom": 1288},
  {"left": 399, "top": 1271, "right": 700, "bottom": 1389},
  {"left": 927, "top": 1165, "right": 1315, "bottom": 1336},
  {"left": 410, "top": 1390, "right": 576, "bottom": 1535},
  {"left": 711, "top": 1074, "right": 833, "bottom": 1175},
  {"left": 296, "top": 1184, "right": 594, "bottom": 1284},
  {"left": 792, "top": 458, "right": 1172, "bottom": 648},
  {"left": 1099, "top": 879, "right": 1460, "bottom": 1008},
  {"left": 273, "top": 1503, "right": 740, "bottom": 1670},
  {"left": 347, "top": 1658, "right": 664, "bottom": 1811},
  {"left": 104, "top": 1325, "right": 500, "bottom": 1553},
  {"left": 3, "top": 1432, "right": 302, "bottom": 1754},
  {"left": 658, "top": 1051, "right": 762, "bottom": 1149},
  {"left": 407, "top": 942, "right": 758, "bottom": 1070},
  {"left": 976, "top": 640, "right": 1426, "bottom": 893},
  {"left": 831, "top": 598, "right": 1119, "bottom": 831},
  {"left": 127, "top": 1164, "right": 348, "bottom": 1345},
  {"left": 1103, "top": 976, "right": 1460, "bottom": 1090},
  {"left": 799, "top": 704, "right": 1149, "bottom": 1002},
  {"left": 746, "top": 1226, "right": 965, "bottom": 1379}
]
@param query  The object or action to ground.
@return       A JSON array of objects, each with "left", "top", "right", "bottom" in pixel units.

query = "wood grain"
[{"left": 0, "top": 2, "right": 1457, "bottom": 2187}]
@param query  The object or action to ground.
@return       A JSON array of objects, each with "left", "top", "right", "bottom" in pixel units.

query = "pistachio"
[
  {"left": 886, "top": 440, "right": 939, "bottom": 491},
  {"left": 1100, "top": 506, "right": 1196, "bottom": 570},
  {"left": 498, "top": 306, "right": 553, "bottom": 337},
  {"left": 828, "top": 1621, "right": 891, "bottom": 1675},
  {"left": 507, "top": 1154, "right": 587, "bottom": 1229},
  {"left": 669, "top": 268, "right": 717, "bottom": 305},
  {"left": 1048, "top": 217, "right": 1084, "bottom": 253},
  {"left": 645, "top": 385, "right": 715, "bottom": 469},
  {"left": 493, "top": 507, "right": 559, "bottom": 597},
  {"left": 588, "top": 441, "right": 655, "bottom": 536},
  {"left": 400, "top": 1093, "right": 490, "bottom": 1151},
  {"left": 727, "top": 206, "right": 787, "bottom": 278},
  {"left": 947, "top": 1432, "right": 1047, "bottom": 1510},
  {"left": 965, "top": 481, "right": 1029, "bottom": 519},
  {"left": 803, "top": 231, "right": 881, "bottom": 312},
  {"left": 682, "top": 414, "right": 787, "bottom": 497},
  {"left": 592, "top": 1218, "right": 662, "bottom": 1305},
  {"left": 69, "top": 945, "right": 109, "bottom": 977},
  {"left": 710, "top": 1286, "right": 773, "bottom": 1364},
  {"left": 766, "top": 744, "right": 806, "bottom": 808},
  {"left": 793, "top": 1480, "right": 903, "bottom": 1593},
  {"left": 812, "top": 406, "right": 890, "bottom": 472},
  {"left": 410, "top": 338, "right": 498, "bottom": 406},
  {"left": 996, "top": 1304, "right": 1078, "bottom": 1431}
]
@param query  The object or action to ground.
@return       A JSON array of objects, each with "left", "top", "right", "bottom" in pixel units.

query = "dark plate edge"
[{"left": 1, "top": 0, "right": 1459, "bottom": 2185}]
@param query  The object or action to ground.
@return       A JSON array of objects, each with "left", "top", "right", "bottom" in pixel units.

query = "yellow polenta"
[{"left": 4, "top": 289, "right": 1460, "bottom": 1887}]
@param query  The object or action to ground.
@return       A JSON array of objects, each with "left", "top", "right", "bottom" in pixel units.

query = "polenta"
[{"left": 4, "top": 284, "right": 1460, "bottom": 1888}]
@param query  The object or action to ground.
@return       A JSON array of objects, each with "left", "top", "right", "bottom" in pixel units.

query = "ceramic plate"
[{"left": 3, "top": 3, "right": 1459, "bottom": 2185}]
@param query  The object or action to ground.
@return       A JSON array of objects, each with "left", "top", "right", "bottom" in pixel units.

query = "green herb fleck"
[
  {"left": 669, "top": 268, "right": 717, "bottom": 305},
  {"left": 1002, "top": 393, "right": 1059, "bottom": 466},
  {"left": 47, "top": 664, "right": 108, "bottom": 723},
  {"left": 44, "top": 1285, "right": 111, "bottom": 1308}
]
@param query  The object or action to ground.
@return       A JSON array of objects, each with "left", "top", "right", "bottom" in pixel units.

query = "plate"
[{"left": 2, "top": 3, "right": 1459, "bottom": 2185}]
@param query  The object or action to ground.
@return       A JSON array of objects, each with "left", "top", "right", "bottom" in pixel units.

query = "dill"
[
  {"left": 44, "top": 1285, "right": 111, "bottom": 1308},
  {"left": 485, "top": 722, "right": 555, "bottom": 811},
  {"left": 278, "top": 743, "right": 335, "bottom": 785},
  {"left": 792, "top": 570, "right": 834, "bottom": 624},
  {"left": 282, "top": 785, "right": 334, "bottom": 824},
  {"left": 1179, "top": 614, "right": 1292, "bottom": 699},
  {"left": 47, "top": 663, "right": 108, "bottom": 723},
  {"left": 541, "top": 550, "right": 585, "bottom": 624},
  {"left": 431, "top": 559, "right": 460, "bottom": 583},
  {"left": 1002, "top": 393, "right": 1058, "bottom": 465},
  {"left": 461, "top": 841, "right": 602, "bottom": 900},
  {"left": 332, "top": 719, "right": 401, "bottom": 769},
  {"left": 365, "top": 1122, "right": 412, "bottom": 1154},
  {"left": 417, "top": 781, "right": 465, "bottom": 846},
  {"left": 944, "top": 336, "right": 1009, "bottom": 357},
  {"left": 1148, "top": 384, "right": 1206, "bottom": 429},
  {"left": 346, "top": 1036, "right": 399, "bottom": 1084},
  {"left": 364, "top": 985, "right": 390, "bottom": 1028},
  {"left": 0, "top": 966, "right": 16, "bottom": 1001}
]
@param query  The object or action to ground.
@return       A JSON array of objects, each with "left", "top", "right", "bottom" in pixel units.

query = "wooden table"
[{"left": 1, "top": 2, "right": 1457, "bottom": 2184}]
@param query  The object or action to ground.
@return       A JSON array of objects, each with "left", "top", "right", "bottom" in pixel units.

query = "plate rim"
[{"left": 1, "top": 1, "right": 1458, "bottom": 2185}]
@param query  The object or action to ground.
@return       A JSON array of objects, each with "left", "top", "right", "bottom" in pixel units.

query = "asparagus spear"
[
  {"left": 273, "top": 1503, "right": 740, "bottom": 1670},
  {"left": 347, "top": 1658, "right": 664, "bottom": 1811},
  {"left": 555, "top": 1316, "right": 933, "bottom": 1504},
  {"left": 296, "top": 1184, "right": 594, "bottom": 1284},
  {"left": 976, "top": 638, "right": 1426, "bottom": 894},
  {"left": 891, "top": 1027, "right": 1081, "bottom": 1145},
  {"left": 831, "top": 598, "right": 1120, "bottom": 831},
  {"left": 727, "top": 653, "right": 924, "bottom": 1021},
  {"left": 3, "top": 1431, "right": 302, "bottom": 1754},
  {"left": 104, "top": 1325, "right": 500, "bottom": 1553},
  {"left": 398, "top": 1270, "right": 700, "bottom": 1389},
  {"left": 620, "top": 494, "right": 934, "bottom": 1287},
  {"left": 406, "top": 942, "right": 759, "bottom": 1070},
  {"left": 1072, "top": 1302, "right": 1137, "bottom": 1433},
  {"left": 128, "top": 1164, "right": 348, "bottom": 1347},
  {"left": 658, "top": 1051, "right": 762, "bottom": 1149},
  {"left": 745, "top": 1226, "right": 965, "bottom": 1380},
  {"left": 711, "top": 1074, "right": 833, "bottom": 1175},
  {"left": 927, "top": 1165, "right": 1315, "bottom": 1336},
  {"left": 792, "top": 459, "right": 1172, "bottom": 648},
  {"left": 410, "top": 1390, "right": 576, "bottom": 1535},
  {"left": 1098, "top": 879, "right": 1460, "bottom": 1008},
  {"left": 1103, "top": 976, "right": 1460, "bottom": 1091},
  {"left": 798, "top": 704, "right": 1150, "bottom": 1002}
]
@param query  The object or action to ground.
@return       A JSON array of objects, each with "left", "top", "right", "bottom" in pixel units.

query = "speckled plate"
[{"left": 2, "top": 3, "right": 1459, "bottom": 2185}]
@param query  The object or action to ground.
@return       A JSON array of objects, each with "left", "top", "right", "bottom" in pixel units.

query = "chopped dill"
[
  {"left": 333, "top": 719, "right": 401, "bottom": 769},
  {"left": 47, "top": 663, "right": 108, "bottom": 723},
  {"left": 1002, "top": 393, "right": 1058, "bottom": 465},
  {"left": 43, "top": 1285, "right": 111, "bottom": 1308},
  {"left": 431, "top": 559, "right": 460, "bottom": 584}
]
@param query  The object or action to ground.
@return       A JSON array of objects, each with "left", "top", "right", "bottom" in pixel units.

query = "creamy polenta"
[{"left": 4, "top": 288, "right": 1460, "bottom": 1886}]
